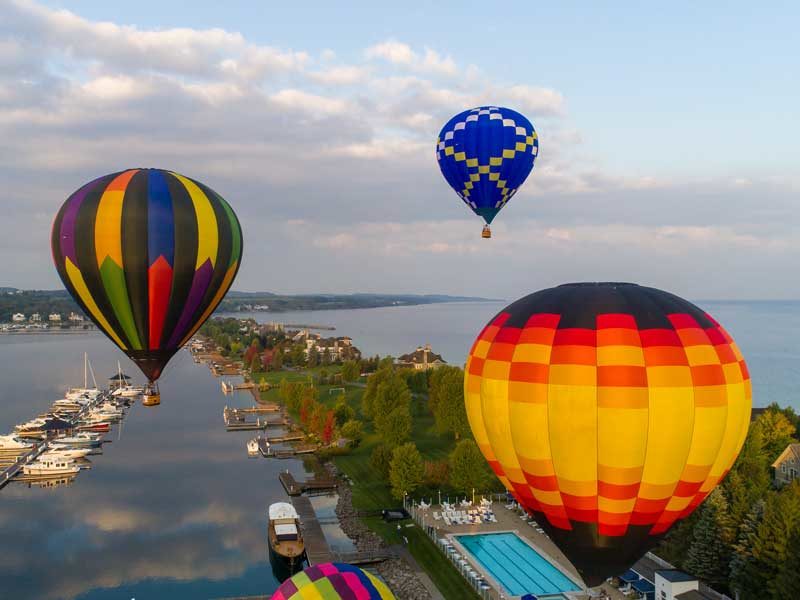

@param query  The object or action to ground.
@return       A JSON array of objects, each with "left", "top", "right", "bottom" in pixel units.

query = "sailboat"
[
  {"left": 66, "top": 353, "right": 100, "bottom": 401},
  {"left": 110, "top": 361, "right": 144, "bottom": 398}
]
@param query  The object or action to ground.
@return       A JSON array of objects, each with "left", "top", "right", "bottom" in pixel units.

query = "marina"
[{"left": 0, "top": 354, "right": 136, "bottom": 491}]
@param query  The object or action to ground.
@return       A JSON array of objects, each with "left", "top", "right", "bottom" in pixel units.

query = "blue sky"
[
  {"left": 37, "top": 1, "right": 799, "bottom": 176},
  {"left": 1, "top": 1, "right": 798, "bottom": 298}
]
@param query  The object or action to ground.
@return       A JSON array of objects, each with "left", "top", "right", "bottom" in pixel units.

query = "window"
[
  {"left": 660, "top": 592, "right": 667, "bottom": 600},
  {"left": 783, "top": 464, "right": 788, "bottom": 473},
  {"left": 791, "top": 468, "right": 798, "bottom": 480}
]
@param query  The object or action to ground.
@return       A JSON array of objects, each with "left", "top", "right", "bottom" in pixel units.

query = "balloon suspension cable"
[{"left": 481, "top": 224, "right": 492, "bottom": 239}]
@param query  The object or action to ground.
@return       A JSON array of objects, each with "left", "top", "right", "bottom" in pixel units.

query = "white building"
[
  {"left": 30, "top": 313, "right": 41, "bottom": 322},
  {"left": 68, "top": 312, "right": 84, "bottom": 322},
  {"left": 655, "top": 570, "right": 704, "bottom": 599},
  {"left": 11, "top": 313, "right": 25, "bottom": 322},
  {"left": 48, "top": 313, "right": 61, "bottom": 322}
]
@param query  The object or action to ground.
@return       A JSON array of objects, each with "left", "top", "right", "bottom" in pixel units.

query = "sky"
[{"left": 1, "top": 0, "right": 798, "bottom": 299}]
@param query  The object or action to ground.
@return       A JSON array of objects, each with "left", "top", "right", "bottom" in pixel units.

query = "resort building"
[
  {"left": 68, "top": 312, "right": 84, "bottom": 322},
  {"left": 622, "top": 554, "right": 725, "bottom": 600},
  {"left": 30, "top": 313, "right": 41, "bottom": 322},
  {"left": 396, "top": 344, "right": 446, "bottom": 370},
  {"left": 771, "top": 443, "right": 800, "bottom": 486},
  {"left": 11, "top": 313, "right": 25, "bottom": 322},
  {"left": 48, "top": 313, "right": 61, "bottom": 322}
]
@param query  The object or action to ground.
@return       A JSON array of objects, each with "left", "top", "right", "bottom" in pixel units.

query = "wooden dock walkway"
[
  {"left": 0, "top": 443, "right": 47, "bottom": 490},
  {"left": 290, "top": 495, "right": 394, "bottom": 567},
  {"left": 279, "top": 471, "right": 337, "bottom": 496},
  {"left": 225, "top": 418, "right": 289, "bottom": 431},
  {"left": 291, "top": 495, "right": 331, "bottom": 565}
]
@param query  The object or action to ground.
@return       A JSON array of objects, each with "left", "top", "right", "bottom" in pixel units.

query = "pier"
[
  {"left": 278, "top": 471, "right": 337, "bottom": 496},
  {"left": 290, "top": 495, "right": 393, "bottom": 566},
  {"left": 225, "top": 418, "right": 289, "bottom": 431},
  {"left": 223, "top": 406, "right": 289, "bottom": 431},
  {"left": 0, "top": 443, "right": 48, "bottom": 490}
]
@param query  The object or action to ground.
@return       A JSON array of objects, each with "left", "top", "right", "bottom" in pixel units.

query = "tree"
[
  {"left": 307, "top": 346, "right": 319, "bottom": 368},
  {"left": 361, "top": 366, "right": 392, "bottom": 419},
  {"left": 377, "top": 404, "right": 412, "bottom": 448},
  {"left": 757, "top": 409, "right": 796, "bottom": 460},
  {"left": 271, "top": 346, "right": 283, "bottom": 370},
  {"left": 423, "top": 460, "right": 449, "bottom": 488},
  {"left": 340, "top": 420, "right": 363, "bottom": 447},
  {"left": 430, "top": 366, "right": 470, "bottom": 439},
  {"left": 333, "top": 398, "right": 355, "bottom": 425},
  {"left": 773, "top": 527, "right": 800, "bottom": 599},
  {"left": 373, "top": 372, "right": 412, "bottom": 421},
  {"left": 449, "top": 439, "right": 492, "bottom": 495},
  {"left": 341, "top": 360, "right": 360, "bottom": 382},
  {"left": 738, "top": 483, "right": 800, "bottom": 599},
  {"left": 370, "top": 444, "right": 393, "bottom": 479},
  {"left": 730, "top": 499, "right": 765, "bottom": 598},
  {"left": 684, "top": 488, "right": 734, "bottom": 591},
  {"left": 389, "top": 442, "right": 424, "bottom": 500},
  {"left": 321, "top": 410, "right": 335, "bottom": 444}
]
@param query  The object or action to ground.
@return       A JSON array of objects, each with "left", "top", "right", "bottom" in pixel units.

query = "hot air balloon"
[
  {"left": 270, "top": 562, "right": 395, "bottom": 600},
  {"left": 436, "top": 106, "right": 538, "bottom": 238},
  {"left": 51, "top": 169, "right": 242, "bottom": 405},
  {"left": 465, "top": 282, "right": 751, "bottom": 585}
]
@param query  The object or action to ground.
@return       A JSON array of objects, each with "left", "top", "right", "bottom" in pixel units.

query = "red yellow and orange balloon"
[{"left": 465, "top": 282, "right": 751, "bottom": 585}]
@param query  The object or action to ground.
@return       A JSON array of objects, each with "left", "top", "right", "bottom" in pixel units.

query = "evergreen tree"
[
  {"left": 730, "top": 499, "right": 765, "bottom": 598},
  {"left": 773, "top": 527, "right": 800, "bottom": 599},
  {"left": 739, "top": 483, "right": 800, "bottom": 599},
  {"left": 684, "top": 488, "right": 735, "bottom": 591},
  {"left": 373, "top": 372, "right": 412, "bottom": 447},
  {"left": 341, "top": 360, "right": 360, "bottom": 382}
]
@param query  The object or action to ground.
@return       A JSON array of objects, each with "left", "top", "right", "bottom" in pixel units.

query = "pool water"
[{"left": 455, "top": 532, "right": 580, "bottom": 597}]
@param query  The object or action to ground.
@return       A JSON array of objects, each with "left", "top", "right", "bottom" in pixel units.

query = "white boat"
[
  {"left": 0, "top": 434, "right": 33, "bottom": 453},
  {"left": 42, "top": 447, "right": 93, "bottom": 460},
  {"left": 23, "top": 456, "right": 81, "bottom": 476},
  {"left": 51, "top": 433, "right": 102, "bottom": 448},
  {"left": 66, "top": 353, "right": 100, "bottom": 400},
  {"left": 247, "top": 438, "right": 260, "bottom": 457}
]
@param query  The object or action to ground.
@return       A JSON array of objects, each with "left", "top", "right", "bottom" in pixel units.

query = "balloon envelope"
[
  {"left": 436, "top": 106, "right": 538, "bottom": 225},
  {"left": 270, "top": 562, "right": 395, "bottom": 600},
  {"left": 51, "top": 168, "right": 242, "bottom": 382},
  {"left": 464, "top": 282, "right": 751, "bottom": 585}
]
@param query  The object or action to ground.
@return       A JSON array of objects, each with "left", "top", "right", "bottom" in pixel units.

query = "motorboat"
[
  {"left": 267, "top": 502, "right": 305, "bottom": 569},
  {"left": 76, "top": 421, "right": 110, "bottom": 433},
  {"left": 23, "top": 456, "right": 81, "bottom": 476},
  {"left": 15, "top": 416, "right": 73, "bottom": 438},
  {"left": 0, "top": 434, "right": 34, "bottom": 454},
  {"left": 247, "top": 438, "right": 260, "bottom": 457},
  {"left": 50, "top": 433, "right": 102, "bottom": 448},
  {"left": 42, "top": 447, "right": 93, "bottom": 460}
]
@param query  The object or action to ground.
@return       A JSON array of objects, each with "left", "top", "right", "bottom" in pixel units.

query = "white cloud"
[
  {"left": 307, "top": 64, "right": 369, "bottom": 85},
  {"left": 365, "top": 40, "right": 416, "bottom": 65}
]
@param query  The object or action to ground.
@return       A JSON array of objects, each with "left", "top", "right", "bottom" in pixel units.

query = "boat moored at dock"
[{"left": 268, "top": 502, "right": 306, "bottom": 569}]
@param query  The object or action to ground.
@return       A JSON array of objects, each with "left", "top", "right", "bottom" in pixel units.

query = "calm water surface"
[{"left": 0, "top": 300, "right": 798, "bottom": 599}]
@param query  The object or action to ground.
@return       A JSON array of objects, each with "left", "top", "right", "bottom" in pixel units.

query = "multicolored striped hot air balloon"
[
  {"left": 51, "top": 168, "right": 242, "bottom": 387},
  {"left": 465, "top": 282, "right": 751, "bottom": 585},
  {"left": 270, "top": 562, "right": 395, "bottom": 600}
]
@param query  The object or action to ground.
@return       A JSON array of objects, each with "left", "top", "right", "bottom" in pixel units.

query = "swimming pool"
[{"left": 455, "top": 532, "right": 580, "bottom": 597}]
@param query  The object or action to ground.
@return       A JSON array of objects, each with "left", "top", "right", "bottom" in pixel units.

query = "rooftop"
[
  {"left": 657, "top": 570, "right": 697, "bottom": 583},
  {"left": 772, "top": 443, "right": 800, "bottom": 468}
]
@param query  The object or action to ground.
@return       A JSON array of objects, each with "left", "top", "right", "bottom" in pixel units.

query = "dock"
[
  {"left": 225, "top": 418, "right": 289, "bottom": 431},
  {"left": 0, "top": 443, "right": 48, "bottom": 490},
  {"left": 279, "top": 471, "right": 337, "bottom": 496},
  {"left": 221, "top": 381, "right": 255, "bottom": 393},
  {"left": 290, "top": 494, "right": 394, "bottom": 566},
  {"left": 223, "top": 406, "right": 288, "bottom": 430}
]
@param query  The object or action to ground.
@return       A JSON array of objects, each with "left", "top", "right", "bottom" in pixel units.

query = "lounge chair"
[{"left": 433, "top": 511, "right": 441, "bottom": 520}]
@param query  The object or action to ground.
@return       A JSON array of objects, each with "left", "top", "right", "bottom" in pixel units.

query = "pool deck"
[{"left": 412, "top": 502, "right": 631, "bottom": 600}]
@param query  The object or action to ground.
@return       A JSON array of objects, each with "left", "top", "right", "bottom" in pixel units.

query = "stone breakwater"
[{"left": 326, "top": 463, "right": 433, "bottom": 600}]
